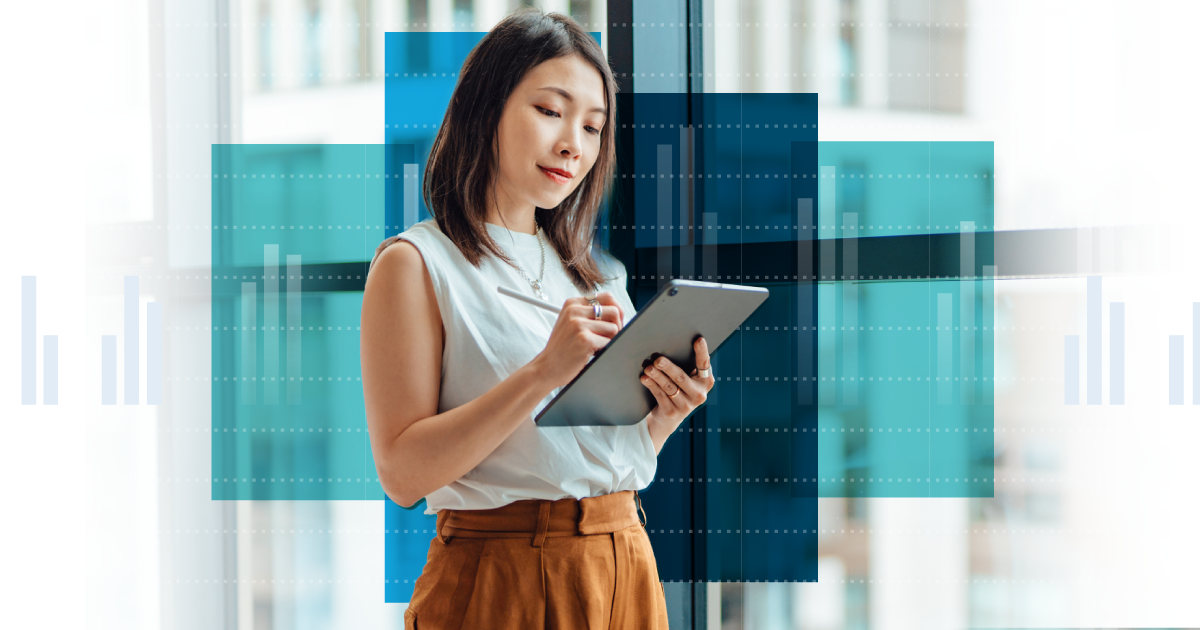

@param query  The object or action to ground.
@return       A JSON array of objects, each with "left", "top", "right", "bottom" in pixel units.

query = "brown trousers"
[{"left": 403, "top": 490, "right": 670, "bottom": 630}]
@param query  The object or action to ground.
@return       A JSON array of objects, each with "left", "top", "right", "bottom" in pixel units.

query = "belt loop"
[
  {"left": 531, "top": 500, "right": 552, "bottom": 548},
  {"left": 435, "top": 509, "right": 452, "bottom": 545},
  {"left": 635, "top": 490, "right": 647, "bottom": 529}
]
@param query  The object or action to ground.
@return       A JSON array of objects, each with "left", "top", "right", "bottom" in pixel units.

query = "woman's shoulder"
[{"left": 367, "top": 218, "right": 454, "bottom": 280}]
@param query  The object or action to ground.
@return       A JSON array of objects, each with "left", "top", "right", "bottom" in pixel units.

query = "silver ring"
[
  {"left": 592, "top": 303, "right": 603, "bottom": 320},
  {"left": 696, "top": 367, "right": 712, "bottom": 378}
]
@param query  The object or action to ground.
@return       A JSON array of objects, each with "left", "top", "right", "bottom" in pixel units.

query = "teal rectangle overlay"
[
  {"left": 211, "top": 143, "right": 388, "bottom": 500},
  {"left": 814, "top": 141, "right": 995, "bottom": 499}
]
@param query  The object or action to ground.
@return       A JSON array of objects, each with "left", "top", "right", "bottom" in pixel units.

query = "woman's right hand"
[{"left": 533, "top": 292, "right": 625, "bottom": 390}]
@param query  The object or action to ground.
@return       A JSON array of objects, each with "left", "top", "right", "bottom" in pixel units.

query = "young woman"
[{"left": 360, "top": 8, "right": 715, "bottom": 629}]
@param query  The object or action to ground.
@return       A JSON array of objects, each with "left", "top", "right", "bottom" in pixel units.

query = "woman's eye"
[{"left": 538, "top": 107, "right": 600, "bottom": 135}]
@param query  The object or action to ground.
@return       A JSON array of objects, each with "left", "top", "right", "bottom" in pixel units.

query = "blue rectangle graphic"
[
  {"left": 44, "top": 335, "right": 58, "bottom": 405},
  {"left": 124, "top": 275, "right": 138, "bottom": 405},
  {"left": 148, "top": 302, "right": 162, "bottom": 405},
  {"left": 22, "top": 276, "right": 35, "bottom": 405},
  {"left": 1110, "top": 302, "right": 1124, "bottom": 405},
  {"left": 1087, "top": 275, "right": 1101, "bottom": 405}
]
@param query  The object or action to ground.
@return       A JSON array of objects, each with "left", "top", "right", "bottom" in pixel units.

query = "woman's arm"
[
  {"left": 645, "top": 413, "right": 676, "bottom": 456},
  {"left": 360, "top": 240, "right": 559, "bottom": 508}
]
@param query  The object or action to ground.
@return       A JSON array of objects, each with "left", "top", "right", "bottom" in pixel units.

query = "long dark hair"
[{"left": 423, "top": 7, "right": 619, "bottom": 294}]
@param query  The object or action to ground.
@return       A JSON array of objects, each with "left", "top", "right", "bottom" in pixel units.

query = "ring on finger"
[
  {"left": 696, "top": 366, "right": 712, "bottom": 378},
  {"left": 592, "top": 303, "right": 602, "bottom": 320},
  {"left": 666, "top": 385, "right": 680, "bottom": 398}
]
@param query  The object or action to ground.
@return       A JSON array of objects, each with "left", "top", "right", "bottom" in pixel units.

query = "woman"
[{"left": 360, "top": 8, "right": 715, "bottom": 629}]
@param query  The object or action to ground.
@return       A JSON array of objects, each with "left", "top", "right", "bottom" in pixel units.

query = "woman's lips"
[{"left": 539, "top": 166, "right": 570, "bottom": 184}]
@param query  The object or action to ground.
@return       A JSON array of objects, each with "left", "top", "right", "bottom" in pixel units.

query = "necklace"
[{"left": 502, "top": 218, "right": 549, "bottom": 302}]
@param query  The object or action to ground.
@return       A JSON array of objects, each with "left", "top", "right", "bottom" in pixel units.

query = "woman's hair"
[{"left": 423, "top": 7, "right": 620, "bottom": 294}]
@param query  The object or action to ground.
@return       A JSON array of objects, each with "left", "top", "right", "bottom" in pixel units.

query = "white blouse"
[{"left": 373, "top": 217, "right": 657, "bottom": 515}]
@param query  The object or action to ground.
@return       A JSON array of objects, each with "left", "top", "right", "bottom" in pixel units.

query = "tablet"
[{"left": 535, "top": 279, "right": 770, "bottom": 427}]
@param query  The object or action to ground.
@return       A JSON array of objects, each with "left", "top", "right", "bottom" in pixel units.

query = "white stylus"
[{"left": 497, "top": 285, "right": 562, "bottom": 314}]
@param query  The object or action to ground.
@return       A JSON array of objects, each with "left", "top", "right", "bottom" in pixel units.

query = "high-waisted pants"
[{"left": 403, "top": 489, "right": 670, "bottom": 629}]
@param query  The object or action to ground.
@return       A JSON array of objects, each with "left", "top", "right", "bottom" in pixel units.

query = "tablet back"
[{"left": 535, "top": 279, "right": 769, "bottom": 427}]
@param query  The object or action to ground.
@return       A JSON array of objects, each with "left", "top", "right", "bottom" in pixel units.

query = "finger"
[
  {"left": 577, "top": 318, "right": 621, "bottom": 339},
  {"left": 571, "top": 303, "right": 622, "bottom": 329},
  {"left": 591, "top": 292, "right": 624, "bottom": 329},
  {"left": 643, "top": 363, "right": 691, "bottom": 408},
  {"left": 640, "top": 373, "right": 675, "bottom": 410},
  {"left": 585, "top": 291, "right": 624, "bottom": 326},
  {"left": 694, "top": 337, "right": 712, "bottom": 370},
  {"left": 650, "top": 356, "right": 704, "bottom": 400}
]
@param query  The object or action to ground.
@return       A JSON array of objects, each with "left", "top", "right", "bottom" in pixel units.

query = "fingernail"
[{"left": 656, "top": 358, "right": 666, "bottom": 367}]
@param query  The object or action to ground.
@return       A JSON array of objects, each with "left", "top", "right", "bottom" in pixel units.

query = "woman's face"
[{"left": 492, "top": 54, "right": 607, "bottom": 218}]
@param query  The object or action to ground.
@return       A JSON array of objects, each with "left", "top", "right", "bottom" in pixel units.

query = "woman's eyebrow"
[{"left": 536, "top": 86, "right": 607, "bottom": 116}]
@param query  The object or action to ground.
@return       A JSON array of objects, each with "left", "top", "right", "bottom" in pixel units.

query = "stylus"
[{"left": 497, "top": 285, "right": 562, "bottom": 314}]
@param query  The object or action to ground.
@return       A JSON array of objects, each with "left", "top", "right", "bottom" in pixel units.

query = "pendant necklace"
[{"left": 503, "top": 218, "right": 549, "bottom": 302}]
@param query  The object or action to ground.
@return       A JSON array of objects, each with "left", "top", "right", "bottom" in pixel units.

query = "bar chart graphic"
[
  {"left": 1064, "top": 275, "right": 1124, "bottom": 405},
  {"left": 1167, "top": 302, "right": 1199, "bottom": 405},
  {"left": 21, "top": 276, "right": 58, "bottom": 405},
  {"left": 235, "top": 245, "right": 304, "bottom": 406},
  {"left": 100, "top": 275, "right": 163, "bottom": 406}
]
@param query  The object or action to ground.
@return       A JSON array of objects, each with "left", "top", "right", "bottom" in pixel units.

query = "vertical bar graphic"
[
  {"left": 657, "top": 144, "right": 673, "bottom": 289},
  {"left": 983, "top": 265, "right": 997, "bottom": 406},
  {"left": 703, "top": 211, "right": 719, "bottom": 278},
  {"left": 1169, "top": 335, "right": 1184, "bottom": 405},
  {"left": 1110, "top": 302, "right": 1124, "bottom": 405},
  {"left": 264, "top": 244, "right": 280, "bottom": 405},
  {"left": 960, "top": 221, "right": 976, "bottom": 404},
  {"left": 22, "top": 276, "right": 36, "bottom": 405},
  {"left": 1087, "top": 275, "right": 1101, "bottom": 405},
  {"left": 148, "top": 302, "right": 162, "bottom": 405},
  {"left": 241, "top": 282, "right": 258, "bottom": 405},
  {"left": 287, "top": 254, "right": 303, "bottom": 405},
  {"left": 404, "top": 163, "right": 418, "bottom": 229},
  {"left": 102, "top": 335, "right": 117, "bottom": 405},
  {"left": 1065, "top": 335, "right": 1080, "bottom": 405},
  {"left": 797, "top": 198, "right": 814, "bottom": 406},
  {"left": 44, "top": 335, "right": 58, "bottom": 405},
  {"left": 124, "top": 275, "right": 139, "bottom": 405},
  {"left": 818, "top": 166, "right": 837, "bottom": 406},
  {"left": 678, "top": 125, "right": 695, "bottom": 278},
  {"left": 701, "top": 213, "right": 719, "bottom": 408},
  {"left": 1194, "top": 303, "right": 1199, "bottom": 405},
  {"left": 842, "top": 212, "right": 858, "bottom": 405},
  {"left": 937, "top": 293, "right": 953, "bottom": 405}
]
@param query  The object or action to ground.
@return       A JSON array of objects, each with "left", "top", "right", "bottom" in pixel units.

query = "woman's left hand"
[{"left": 639, "top": 337, "right": 715, "bottom": 429}]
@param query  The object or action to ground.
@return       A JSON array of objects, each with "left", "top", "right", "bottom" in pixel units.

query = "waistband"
[{"left": 435, "top": 489, "right": 648, "bottom": 547}]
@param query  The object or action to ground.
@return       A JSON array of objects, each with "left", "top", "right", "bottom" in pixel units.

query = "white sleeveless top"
[{"left": 379, "top": 217, "right": 657, "bottom": 515}]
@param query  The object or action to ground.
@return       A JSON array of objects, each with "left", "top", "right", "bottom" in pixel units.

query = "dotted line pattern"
[
  {"left": 148, "top": 529, "right": 1107, "bottom": 539},
  {"left": 197, "top": 171, "right": 989, "bottom": 177},
  {"left": 150, "top": 21, "right": 971, "bottom": 30},
  {"left": 169, "top": 69, "right": 970, "bottom": 80},
  {"left": 182, "top": 476, "right": 998, "bottom": 487},
  {"left": 154, "top": 426, "right": 1089, "bottom": 436},
  {"left": 198, "top": 375, "right": 1007, "bottom": 384}
]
